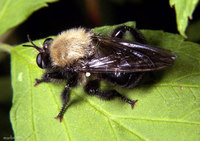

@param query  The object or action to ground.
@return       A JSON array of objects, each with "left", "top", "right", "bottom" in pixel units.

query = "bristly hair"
[{"left": 49, "top": 27, "right": 95, "bottom": 68}]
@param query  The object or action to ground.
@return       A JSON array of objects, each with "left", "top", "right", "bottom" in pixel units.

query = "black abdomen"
[{"left": 100, "top": 72, "right": 144, "bottom": 88}]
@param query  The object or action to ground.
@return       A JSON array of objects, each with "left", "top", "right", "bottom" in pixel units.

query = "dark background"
[{"left": 0, "top": 0, "right": 199, "bottom": 138}]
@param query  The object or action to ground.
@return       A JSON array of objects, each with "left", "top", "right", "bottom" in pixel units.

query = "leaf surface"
[
  {"left": 9, "top": 22, "right": 200, "bottom": 141},
  {"left": 0, "top": 0, "right": 57, "bottom": 36},
  {"left": 169, "top": 0, "right": 199, "bottom": 37}
]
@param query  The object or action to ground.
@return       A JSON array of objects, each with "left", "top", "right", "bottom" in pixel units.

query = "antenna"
[{"left": 23, "top": 35, "right": 43, "bottom": 52}]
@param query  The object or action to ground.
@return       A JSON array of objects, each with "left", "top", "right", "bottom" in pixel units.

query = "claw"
[
  {"left": 34, "top": 82, "right": 39, "bottom": 87},
  {"left": 130, "top": 100, "right": 138, "bottom": 109},
  {"left": 34, "top": 79, "right": 40, "bottom": 87},
  {"left": 55, "top": 114, "right": 63, "bottom": 122}
]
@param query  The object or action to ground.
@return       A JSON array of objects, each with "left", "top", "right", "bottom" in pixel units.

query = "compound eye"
[
  {"left": 36, "top": 53, "right": 45, "bottom": 69},
  {"left": 43, "top": 38, "right": 53, "bottom": 50}
]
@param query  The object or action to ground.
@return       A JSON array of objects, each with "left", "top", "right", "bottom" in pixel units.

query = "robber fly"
[{"left": 23, "top": 25, "right": 177, "bottom": 121}]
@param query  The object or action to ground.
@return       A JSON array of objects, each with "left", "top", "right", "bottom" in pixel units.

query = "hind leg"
[
  {"left": 111, "top": 25, "right": 146, "bottom": 44},
  {"left": 84, "top": 80, "right": 138, "bottom": 109}
]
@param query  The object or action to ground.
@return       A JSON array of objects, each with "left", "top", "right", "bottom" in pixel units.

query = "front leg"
[
  {"left": 55, "top": 73, "right": 78, "bottom": 122},
  {"left": 55, "top": 83, "right": 70, "bottom": 122},
  {"left": 34, "top": 71, "right": 68, "bottom": 87},
  {"left": 84, "top": 80, "right": 138, "bottom": 109}
]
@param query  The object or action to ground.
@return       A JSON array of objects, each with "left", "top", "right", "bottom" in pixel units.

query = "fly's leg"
[
  {"left": 112, "top": 25, "right": 146, "bottom": 44},
  {"left": 34, "top": 72, "right": 68, "bottom": 87},
  {"left": 55, "top": 83, "right": 70, "bottom": 122},
  {"left": 55, "top": 74, "right": 78, "bottom": 122},
  {"left": 84, "top": 80, "right": 138, "bottom": 109}
]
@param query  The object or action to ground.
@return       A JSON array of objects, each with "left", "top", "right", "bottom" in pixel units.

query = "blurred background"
[{"left": 0, "top": 0, "right": 200, "bottom": 138}]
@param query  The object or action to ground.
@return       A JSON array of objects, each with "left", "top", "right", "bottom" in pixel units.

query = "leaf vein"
[
  {"left": 171, "top": 72, "right": 200, "bottom": 83},
  {"left": 189, "top": 87, "right": 197, "bottom": 101},
  {"left": 72, "top": 91, "right": 146, "bottom": 140},
  {"left": 182, "top": 51, "right": 200, "bottom": 61},
  {"left": 181, "top": 106, "right": 200, "bottom": 120},
  {"left": 107, "top": 119, "right": 118, "bottom": 141},
  {"left": 28, "top": 63, "right": 37, "bottom": 141},
  {"left": 0, "top": 0, "right": 12, "bottom": 20},
  {"left": 156, "top": 87, "right": 167, "bottom": 103},
  {"left": 171, "top": 86, "right": 180, "bottom": 98},
  {"left": 12, "top": 48, "right": 36, "bottom": 66},
  {"left": 116, "top": 117, "right": 200, "bottom": 125}
]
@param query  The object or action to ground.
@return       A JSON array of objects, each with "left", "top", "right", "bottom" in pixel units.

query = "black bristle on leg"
[
  {"left": 84, "top": 80, "right": 138, "bottom": 108},
  {"left": 34, "top": 72, "right": 69, "bottom": 87},
  {"left": 111, "top": 25, "right": 146, "bottom": 44},
  {"left": 120, "top": 95, "right": 138, "bottom": 109},
  {"left": 55, "top": 84, "right": 70, "bottom": 122},
  {"left": 55, "top": 74, "right": 78, "bottom": 122},
  {"left": 55, "top": 104, "right": 67, "bottom": 122},
  {"left": 34, "top": 79, "right": 44, "bottom": 87}
]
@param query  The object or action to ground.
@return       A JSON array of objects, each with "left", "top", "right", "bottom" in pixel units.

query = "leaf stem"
[{"left": 0, "top": 42, "right": 13, "bottom": 53}]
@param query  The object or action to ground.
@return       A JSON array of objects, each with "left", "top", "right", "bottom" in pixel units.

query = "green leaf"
[
  {"left": 0, "top": 0, "right": 57, "bottom": 37},
  {"left": 186, "top": 20, "right": 200, "bottom": 42},
  {"left": 10, "top": 22, "right": 200, "bottom": 141},
  {"left": 169, "top": 0, "right": 199, "bottom": 37}
]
